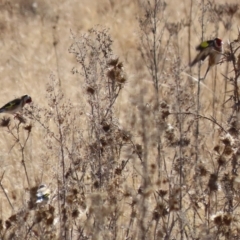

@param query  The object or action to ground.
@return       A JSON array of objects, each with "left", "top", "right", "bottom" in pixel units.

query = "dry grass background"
[{"left": 0, "top": 0, "right": 240, "bottom": 239}]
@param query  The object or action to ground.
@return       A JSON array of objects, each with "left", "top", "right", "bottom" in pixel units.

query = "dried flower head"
[
  {"left": 208, "top": 173, "right": 219, "bottom": 192},
  {"left": 86, "top": 85, "right": 95, "bottom": 95},
  {"left": 106, "top": 57, "right": 127, "bottom": 84},
  {"left": 156, "top": 189, "right": 168, "bottom": 198},
  {"left": 221, "top": 133, "right": 235, "bottom": 146},
  {"left": 134, "top": 144, "right": 142, "bottom": 157},
  {"left": 24, "top": 124, "right": 32, "bottom": 132},
  {"left": 197, "top": 163, "right": 208, "bottom": 177},
  {"left": 213, "top": 145, "right": 220, "bottom": 154},
  {"left": 15, "top": 114, "right": 27, "bottom": 124},
  {"left": 72, "top": 209, "right": 79, "bottom": 219},
  {"left": 152, "top": 202, "right": 168, "bottom": 220},
  {"left": 217, "top": 155, "right": 226, "bottom": 167},
  {"left": 224, "top": 49, "right": 235, "bottom": 62},
  {"left": 0, "top": 117, "right": 10, "bottom": 127},
  {"left": 223, "top": 145, "right": 233, "bottom": 156},
  {"left": 211, "top": 211, "right": 233, "bottom": 226},
  {"left": 211, "top": 211, "right": 224, "bottom": 226},
  {"left": 107, "top": 56, "right": 119, "bottom": 67}
]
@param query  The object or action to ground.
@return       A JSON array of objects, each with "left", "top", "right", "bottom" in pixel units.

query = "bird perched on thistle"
[
  {"left": 189, "top": 38, "right": 223, "bottom": 80},
  {"left": 0, "top": 95, "right": 32, "bottom": 115},
  {"left": 36, "top": 184, "right": 50, "bottom": 203}
]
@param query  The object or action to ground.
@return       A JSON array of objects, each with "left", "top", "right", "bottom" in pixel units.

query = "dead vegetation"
[{"left": 0, "top": 0, "right": 240, "bottom": 239}]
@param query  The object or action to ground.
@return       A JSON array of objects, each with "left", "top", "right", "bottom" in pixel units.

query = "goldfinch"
[
  {"left": 0, "top": 95, "right": 32, "bottom": 115},
  {"left": 189, "top": 38, "right": 223, "bottom": 80},
  {"left": 36, "top": 184, "right": 50, "bottom": 203}
]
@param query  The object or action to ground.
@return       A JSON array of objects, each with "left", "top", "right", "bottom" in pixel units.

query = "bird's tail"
[{"left": 189, "top": 59, "right": 197, "bottom": 67}]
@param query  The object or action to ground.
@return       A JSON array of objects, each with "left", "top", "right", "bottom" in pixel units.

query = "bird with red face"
[
  {"left": 189, "top": 38, "right": 223, "bottom": 80},
  {"left": 0, "top": 95, "right": 32, "bottom": 115}
]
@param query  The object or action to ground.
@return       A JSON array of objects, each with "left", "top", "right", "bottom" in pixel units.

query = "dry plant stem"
[
  {"left": 130, "top": 139, "right": 143, "bottom": 162},
  {"left": 69, "top": 27, "right": 127, "bottom": 189},
  {"left": 230, "top": 43, "right": 240, "bottom": 113},
  {"left": 52, "top": 89, "right": 67, "bottom": 239},
  {"left": 89, "top": 87, "right": 103, "bottom": 187},
  {"left": 211, "top": 67, "right": 217, "bottom": 126},
  {"left": 52, "top": 88, "right": 66, "bottom": 198},
  {"left": 171, "top": 112, "right": 227, "bottom": 133},
  {"left": 221, "top": 62, "right": 230, "bottom": 123},
  {"left": 4, "top": 5, "right": 240, "bottom": 239},
  {"left": 138, "top": 0, "right": 168, "bottom": 176},
  {"left": 7, "top": 122, "right": 31, "bottom": 187},
  {"left": 52, "top": 16, "right": 62, "bottom": 86},
  {"left": 138, "top": 97, "right": 148, "bottom": 240},
  {"left": 125, "top": 203, "right": 135, "bottom": 238},
  {"left": 153, "top": 219, "right": 159, "bottom": 240},
  {"left": 188, "top": 0, "right": 193, "bottom": 76},
  {"left": 27, "top": 108, "right": 60, "bottom": 143},
  {"left": 212, "top": 8, "right": 221, "bottom": 128},
  {"left": 165, "top": 215, "right": 177, "bottom": 239},
  {"left": 0, "top": 171, "right": 14, "bottom": 210},
  {"left": 193, "top": 0, "right": 206, "bottom": 235},
  {"left": 174, "top": 50, "right": 184, "bottom": 240},
  {"left": 102, "top": 84, "right": 122, "bottom": 123}
]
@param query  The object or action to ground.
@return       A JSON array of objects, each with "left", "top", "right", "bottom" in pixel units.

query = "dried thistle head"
[
  {"left": 107, "top": 56, "right": 119, "bottom": 66},
  {"left": 208, "top": 173, "right": 219, "bottom": 192},
  {"left": 225, "top": 3, "right": 239, "bottom": 17},
  {"left": 152, "top": 202, "right": 168, "bottom": 221},
  {"left": 227, "top": 120, "right": 238, "bottom": 137},
  {"left": 72, "top": 209, "right": 79, "bottom": 219},
  {"left": 156, "top": 189, "right": 168, "bottom": 198},
  {"left": 217, "top": 155, "right": 226, "bottom": 167},
  {"left": 114, "top": 167, "right": 122, "bottom": 175},
  {"left": 197, "top": 163, "right": 208, "bottom": 177},
  {"left": 24, "top": 124, "right": 32, "bottom": 132},
  {"left": 213, "top": 145, "right": 220, "bottom": 154},
  {"left": 221, "top": 133, "right": 235, "bottom": 146},
  {"left": 223, "top": 213, "right": 233, "bottom": 226},
  {"left": 224, "top": 49, "right": 235, "bottom": 62},
  {"left": 150, "top": 163, "right": 157, "bottom": 174},
  {"left": 15, "top": 114, "right": 27, "bottom": 124},
  {"left": 223, "top": 145, "right": 233, "bottom": 156},
  {"left": 137, "top": 185, "right": 153, "bottom": 198},
  {"left": 211, "top": 211, "right": 233, "bottom": 227},
  {"left": 134, "top": 144, "right": 142, "bottom": 157},
  {"left": 211, "top": 211, "right": 224, "bottom": 226},
  {"left": 86, "top": 85, "right": 95, "bottom": 95},
  {"left": 101, "top": 121, "right": 111, "bottom": 132},
  {"left": 106, "top": 56, "right": 127, "bottom": 84},
  {"left": 0, "top": 117, "right": 10, "bottom": 127}
]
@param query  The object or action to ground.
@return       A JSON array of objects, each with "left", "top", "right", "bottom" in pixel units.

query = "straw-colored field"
[{"left": 1, "top": 0, "right": 240, "bottom": 239}]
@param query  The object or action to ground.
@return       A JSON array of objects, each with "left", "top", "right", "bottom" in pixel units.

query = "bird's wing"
[
  {"left": 189, "top": 46, "right": 214, "bottom": 67},
  {"left": 0, "top": 98, "right": 21, "bottom": 111}
]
